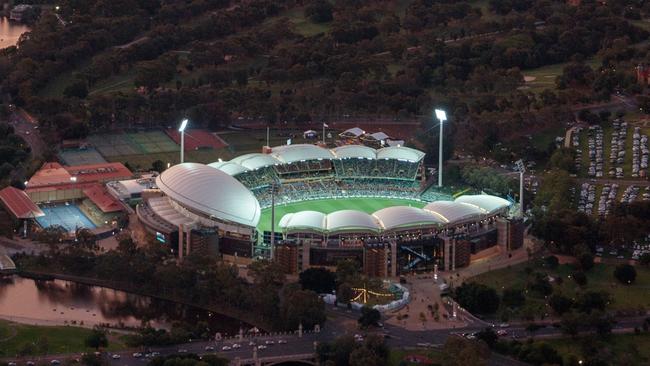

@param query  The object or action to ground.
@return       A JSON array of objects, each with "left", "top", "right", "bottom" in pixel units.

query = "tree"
[
  {"left": 576, "top": 291, "right": 610, "bottom": 314},
  {"left": 299, "top": 267, "right": 336, "bottom": 294},
  {"left": 502, "top": 288, "right": 525, "bottom": 308},
  {"left": 151, "top": 159, "right": 165, "bottom": 173},
  {"left": 549, "top": 294, "right": 574, "bottom": 315},
  {"left": 543, "top": 255, "right": 559, "bottom": 269},
  {"left": 454, "top": 283, "right": 500, "bottom": 315},
  {"left": 304, "top": 0, "right": 333, "bottom": 23},
  {"left": 577, "top": 252, "right": 594, "bottom": 271},
  {"left": 336, "top": 283, "right": 354, "bottom": 306},
  {"left": 573, "top": 271, "right": 588, "bottom": 287},
  {"left": 358, "top": 306, "right": 381, "bottom": 328},
  {"left": 336, "top": 259, "right": 360, "bottom": 285},
  {"left": 475, "top": 328, "right": 498, "bottom": 348},
  {"left": 614, "top": 264, "right": 636, "bottom": 284},
  {"left": 63, "top": 80, "right": 88, "bottom": 99},
  {"left": 117, "top": 236, "right": 137, "bottom": 256},
  {"left": 84, "top": 328, "right": 108, "bottom": 350},
  {"left": 279, "top": 287, "right": 326, "bottom": 330},
  {"left": 440, "top": 336, "right": 490, "bottom": 366},
  {"left": 639, "top": 253, "right": 650, "bottom": 266}
]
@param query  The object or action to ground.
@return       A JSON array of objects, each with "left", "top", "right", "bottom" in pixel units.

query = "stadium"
[{"left": 136, "top": 143, "right": 523, "bottom": 276}]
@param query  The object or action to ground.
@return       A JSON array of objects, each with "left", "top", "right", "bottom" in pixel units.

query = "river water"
[
  {"left": 0, "top": 276, "right": 245, "bottom": 335},
  {"left": 0, "top": 17, "right": 30, "bottom": 49}
]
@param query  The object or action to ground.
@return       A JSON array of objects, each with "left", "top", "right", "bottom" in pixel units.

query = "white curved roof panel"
[
  {"left": 454, "top": 194, "right": 511, "bottom": 215},
  {"left": 279, "top": 210, "right": 326, "bottom": 233},
  {"left": 326, "top": 210, "right": 381, "bottom": 234},
  {"left": 332, "top": 145, "right": 377, "bottom": 159},
  {"left": 424, "top": 201, "right": 483, "bottom": 224},
  {"left": 271, "top": 144, "right": 334, "bottom": 163},
  {"left": 376, "top": 146, "right": 425, "bottom": 162},
  {"left": 208, "top": 161, "right": 249, "bottom": 176},
  {"left": 230, "top": 153, "right": 281, "bottom": 170},
  {"left": 340, "top": 127, "right": 365, "bottom": 137},
  {"left": 156, "top": 163, "right": 261, "bottom": 227},
  {"left": 373, "top": 206, "right": 443, "bottom": 231}
]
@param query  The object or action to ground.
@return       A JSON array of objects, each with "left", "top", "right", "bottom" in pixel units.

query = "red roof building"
[
  {"left": 0, "top": 186, "right": 44, "bottom": 219},
  {"left": 82, "top": 184, "right": 123, "bottom": 213}
]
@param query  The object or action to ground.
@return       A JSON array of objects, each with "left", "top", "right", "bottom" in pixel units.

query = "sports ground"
[
  {"left": 36, "top": 205, "right": 96, "bottom": 232},
  {"left": 257, "top": 197, "right": 426, "bottom": 233}
]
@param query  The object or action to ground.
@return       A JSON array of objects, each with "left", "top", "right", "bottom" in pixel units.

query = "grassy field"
[
  {"left": 471, "top": 261, "right": 650, "bottom": 314},
  {"left": 257, "top": 197, "right": 425, "bottom": 233},
  {"left": 280, "top": 7, "right": 331, "bottom": 37},
  {"left": 523, "top": 57, "right": 601, "bottom": 94},
  {"left": 388, "top": 348, "right": 443, "bottom": 366},
  {"left": 542, "top": 333, "right": 650, "bottom": 365},
  {"left": 108, "top": 149, "right": 229, "bottom": 170},
  {"left": 0, "top": 320, "right": 126, "bottom": 357}
]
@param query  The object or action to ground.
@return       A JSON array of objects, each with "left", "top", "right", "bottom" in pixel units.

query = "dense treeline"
[
  {"left": 14, "top": 236, "right": 325, "bottom": 332},
  {"left": 1, "top": 0, "right": 650, "bottom": 158}
]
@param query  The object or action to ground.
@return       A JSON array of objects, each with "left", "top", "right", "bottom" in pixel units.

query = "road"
[
  {"left": 9, "top": 307, "right": 643, "bottom": 366},
  {"left": 10, "top": 108, "right": 45, "bottom": 158}
]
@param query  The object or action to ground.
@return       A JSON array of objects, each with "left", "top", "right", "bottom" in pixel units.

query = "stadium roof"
[
  {"left": 373, "top": 206, "right": 444, "bottom": 231},
  {"left": 271, "top": 144, "right": 334, "bottom": 163},
  {"left": 376, "top": 146, "right": 425, "bottom": 162},
  {"left": 326, "top": 210, "right": 381, "bottom": 234},
  {"left": 230, "top": 153, "right": 281, "bottom": 170},
  {"left": 454, "top": 194, "right": 511, "bottom": 214},
  {"left": 331, "top": 145, "right": 377, "bottom": 159},
  {"left": 208, "top": 161, "right": 249, "bottom": 176},
  {"left": 423, "top": 201, "right": 483, "bottom": 224},
  {"left": 156, "top": 163, "right": 261, "bottom": 227},
  {"left": 340, "top": 127, "right": 365, "bottom": 137},
  {"left": 366, "top": 132, "right": 390, "bottom": 141},
  {"left": 279, "top": 194, "right": 509, "bottom": 235},
  {"left": 278, "top": 211, "right": 326, "bottom": 233},
  {"left": 0, "top": 186, "right": 44, "bottom": 219}
]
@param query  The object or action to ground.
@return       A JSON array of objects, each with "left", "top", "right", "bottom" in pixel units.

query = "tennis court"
[
  {"left": 165, "top": 129, "right": 229, "bottom": 150},
  {"left": 87, "top": 131, "right": 179, "bottom": 157},
  {"left": 59, "top": 148, "right": 107, "bottom": 166},
  {"left": 257, "top": 197, "right": 425, "bottom": 233},
  {"left": 36, "top": 204, "right": 97, "bottom": 232}
]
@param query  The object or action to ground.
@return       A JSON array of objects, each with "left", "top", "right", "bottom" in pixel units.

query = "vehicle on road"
[
  {"left": 248, "top": 341, "right": 256, "bottom": 346},
  {"left": 204, "top": 346, "right": 214, "bottom": 351},
  {"left": 232, "top": 343, "right": 241, "bottom": 349},
  {"left": 112, "top": 354, "right": 121, "bottom": 360},
  {"left": 265, "top": 340, "right": 274, "bottom": 345},
  {"left": 51, "top": 360, "right": 61, "bottom": 365},
  {"left": 257, "top": 345, "right": 267, "bottom": 350},
  {"left": 221, "top": 346, "right": 232, "bottom": 351},
  {"left": 177, "top": 349, "right": 187, "bottom": 353},
  {"left": 133, "top": 353, "right": 143, "bottom": 358},
  {"left": 277, "top": 339, "right": 287, "bottom": 344},
  {"left": 151, "top": 352, "right": 161, "bottom": 357}
]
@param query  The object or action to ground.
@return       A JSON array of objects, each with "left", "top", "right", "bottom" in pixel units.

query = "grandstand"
[{"left": 135, "top": 143, "right": 524, "bottom": 275}]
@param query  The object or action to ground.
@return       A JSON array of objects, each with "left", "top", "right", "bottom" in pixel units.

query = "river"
[
  {"left": 0, "top": 17, "right": 30, "bottom": 49},
  {"left": 0, "top": 276, "right": 246, "bottom": 335}
]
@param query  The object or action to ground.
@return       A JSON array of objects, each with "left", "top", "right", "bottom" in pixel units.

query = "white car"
[
  {"left": 257, "top": 345, "right": 267, "bottom": 350},
  {"left": 177, "top": 349, "right": 187, "bottom": 353},
  {"left": 133, "top": 353, "right": 143, "bottom": 358},
  {"left": 112, "top": 354, "right": 121, "bottom": 360},
  {"left": 204, "top": 346, "right": 214, "bottom": 351},
  {"left": 221, "top": 346, "right": 232, "bottom": 351},
  {"left": 277, "top": 339, "right": 287, "bottom": 344},
  {"left": 248, "top": 341, "right": 256, "bottom": 346},
  {"left": 265, "top": 340, "right": 274, "bottom": 345},
  {"left": 232, "top": 343, "right": 241, "bottom": 349},
  {"left": 51, "top": 361, "right": 61, "bottom": 365}
]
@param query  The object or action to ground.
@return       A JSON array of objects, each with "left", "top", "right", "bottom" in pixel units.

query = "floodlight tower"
[
  {"left": 179, "top": 119, "right": 188, "bottom": 163},
  {"left": 434, "top": 109, "right": 447, "bottom": 187},
  {"left": 514, "top": 159, "right": 526, "bottom": 218}
]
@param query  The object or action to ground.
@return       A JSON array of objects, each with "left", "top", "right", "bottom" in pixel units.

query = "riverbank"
[
  {"left": 0, "top": 319, "right": 127, "bottom": 357},
  {"left": 17, "top": 270, "right": 270, "bottom": 332}
]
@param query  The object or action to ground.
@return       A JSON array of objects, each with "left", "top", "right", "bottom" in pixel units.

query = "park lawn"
[
  {"left": 257, "top": 197, "right": 425, "bottom": 233},
  {"left": 281, "top": 7, "right": 331, "bottom": 37},
  {"left": 542, "top": 333, "right": 650, "bottom": 365},
  {"left": 388, "top": 348, "right": 443, "bottom": 366},
  {"left": 522, "top": 57, "right": 600, "bottom": 94},
  {"left": 471, "top": 261, "right": 650, "bottom": 313},
  {"left": 88, "top": 71, "right": 137, "bottom": 96},
  {"left": 530, "top": 126, "right": 564, "bottom": 152},
  {"left": 0, "top": 320, "right": 126, "bottom": 357}
]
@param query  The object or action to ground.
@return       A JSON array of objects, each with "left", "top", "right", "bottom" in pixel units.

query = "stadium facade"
[{"left": 136, "top": 143, "right": 524, "bottom": 275}]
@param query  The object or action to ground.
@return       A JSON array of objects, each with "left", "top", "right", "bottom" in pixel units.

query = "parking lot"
[
  {"left": 577, "top": 183, "right": 650, "bottom": 216},
  {"left": 573, "top": 119, "right": 649, "bottom": 180}
]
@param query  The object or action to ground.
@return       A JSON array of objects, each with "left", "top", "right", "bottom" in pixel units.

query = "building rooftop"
[{"left": 0, "top": 186, "right": 44, "bottom": 219}]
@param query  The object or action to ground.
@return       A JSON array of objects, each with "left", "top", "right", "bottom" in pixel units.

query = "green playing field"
[{"left": 257, "top": 197, "right": 426, "bottom": 233}]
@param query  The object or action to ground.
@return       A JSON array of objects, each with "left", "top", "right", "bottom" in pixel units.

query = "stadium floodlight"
[
  {"left": 434, "top": 108, "right": 447, "bottom": 187},
  {"left": 435, "top": 109, "right": 447, "bottom": 122},
  {"left": 179, "top": 119, "right": 188, "bottom": 163}
]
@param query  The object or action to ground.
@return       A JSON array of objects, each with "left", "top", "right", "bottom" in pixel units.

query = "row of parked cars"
[
  {"left": 631, "top": 127, "right": 649, "bottom": 178},
  {"left": 586, "top": 126, "right": 604, "bottom": 178},
  {"left": 608, "top": 121, "right": 627, "bottom": 179}
]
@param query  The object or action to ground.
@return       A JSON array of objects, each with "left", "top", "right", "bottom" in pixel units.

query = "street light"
[
  {"left": 179, "top": 119, "right": 188, "bottom": 163},
  {"left": 434, "top": 109, "right": 447, "bottom": 187}
]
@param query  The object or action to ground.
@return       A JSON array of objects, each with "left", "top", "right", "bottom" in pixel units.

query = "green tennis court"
[{"left": 257, "top": 197, "right": 426, "bottom": 233}]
